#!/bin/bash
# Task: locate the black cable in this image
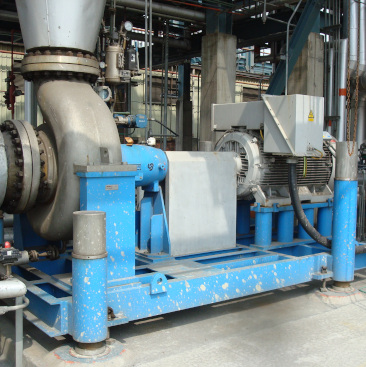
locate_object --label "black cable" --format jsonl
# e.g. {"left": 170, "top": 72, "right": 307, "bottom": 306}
{"left": 152, "top": 119, "right": 179, "bottom": 137}
{"left": 288, "top": 162, "right": 331, "bottom": 249}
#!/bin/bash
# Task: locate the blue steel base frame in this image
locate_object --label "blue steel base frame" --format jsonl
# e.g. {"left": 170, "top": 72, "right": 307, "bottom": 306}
{"left": 10, "top": 168, "right": 366, "bottom": 338}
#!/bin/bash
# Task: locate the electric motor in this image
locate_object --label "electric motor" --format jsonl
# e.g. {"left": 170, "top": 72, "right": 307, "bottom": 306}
{"left": 215, "top": 130, "right": 335, "bottom": 204}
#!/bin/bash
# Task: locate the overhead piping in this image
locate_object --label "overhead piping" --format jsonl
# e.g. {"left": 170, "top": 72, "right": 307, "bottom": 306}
{"left": 115, "top": 0, "right": 205, "bottom": 23}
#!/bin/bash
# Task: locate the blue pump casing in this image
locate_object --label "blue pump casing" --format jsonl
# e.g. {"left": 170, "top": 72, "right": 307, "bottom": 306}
{"left": 121, "top": 144, "right": 167, "bottom": 188}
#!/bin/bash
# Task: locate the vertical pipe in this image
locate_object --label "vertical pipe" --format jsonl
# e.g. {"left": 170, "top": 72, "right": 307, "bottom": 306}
{"left": 317, "top": 206, "right": 333, "bottom": 237}
{"left": 327, "top": 48, "right": 334, "bottom": 118}
{"left": 149, "top": 0, "right": 153, "bottom": 134}
{"left": 72, "top": 211, "right": 107, "bottom": 355}
{"left": 337, "top": 39, "right": 348, "bottom": 141}
{"left": 144, "top": 0, "right": 148, "bottom": 139}
{"left": 0, "top": 211, "right": 3, "bottom": 245}
{"left": 332, "top": 142, "right": 358, "bottom": 286}
{"left": 255, "top": 211, "right": 272, "bottom": 247}
{"left": 349, "top": 0, "right": 358, "bottom": 64}
{"left": 197, "top": 71, "right": 200, "bottom": 151}
{"left": 277, "top": 210, "right": 294, "bottom": 243}
{"left": 163, "top": 21, "right": 169, "bottom": 151}
{"left": 15, "top": 296, "right": 23, "bottom": 367}
{"left": 237, "top": 200, "right": 251, "bottom": 235}
{"left": 298, "top": 208, "right": 314, "bottom": 239}
{"left": 356, "top": 94, "right": 366, "bottom": 146}
{"left": 360, "top": 0, "right": 366, "bottom": 66}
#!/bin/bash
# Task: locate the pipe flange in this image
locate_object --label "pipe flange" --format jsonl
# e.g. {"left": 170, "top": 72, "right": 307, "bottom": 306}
{"left": 36, "top": 125, "right": 58, "bottom": 204}
{"left": 0, "top": 120, "right": 41, "bottom": 213}
{"left": 0, "top": 133, "right": 8, "bottom": 205}
{"left": 21, "top": 50, "right": 99, "bottom": 82}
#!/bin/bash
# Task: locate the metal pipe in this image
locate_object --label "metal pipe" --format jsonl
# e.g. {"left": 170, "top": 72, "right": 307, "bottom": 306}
{"left": 285, "top": 0, "right": 303, "bottom": 95}
{"left": 15, "top": 296, "right": 23, "bottom": 367}
{"left": 72, "top": 211, "right": 107, "bottom": 354}
{"left": 327, "top": 48, "right": 334, "bottom": 118}
{"left": 356, "top": 93, "right": 366, "bottom": 146}
{"left": 360, "top": 0, "right": 366, "bottom": 66}
{"left": 349, "top": 0, "right": 359, "bottom": 65}
{"left": 0, "top": 10, "right": 19, "bottom": 23}
{"left": 115, "top": 0, "right": 205, "bottom": 23}
{"left": 128, "top": 32, "right": 191, "bottom": 50}
{"left": 337, "top": 39, "right": 348, "bottom": 141}
{"left": 163, "top": 22, "right": 169, "bottom": 151}
{"left": 148, "top": 0, "right": 153, "bottom": 137}
{"left": 27, "top": 80, "right": 122, "bottom": 241}
{"left": 144, "top": 0, "right": 148, "bottom": 137}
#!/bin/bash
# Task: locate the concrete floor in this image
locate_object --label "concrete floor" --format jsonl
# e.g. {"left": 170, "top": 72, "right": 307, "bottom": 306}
{"left": 2, "top": 271, "right": 366, "bottom": 367}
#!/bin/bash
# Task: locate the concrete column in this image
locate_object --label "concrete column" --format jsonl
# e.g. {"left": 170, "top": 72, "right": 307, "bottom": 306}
{"left": 288, "top": 32, "right": 324, "bottom": 97}
{"left": 199, "top": 32, "right": 236, "bottom": 151}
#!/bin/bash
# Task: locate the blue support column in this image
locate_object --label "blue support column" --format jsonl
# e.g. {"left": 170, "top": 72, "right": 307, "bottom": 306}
{"left": 77, "top": 167, "right": 139, "bottom": 280}
{"left": 255, "top": 211, "right": 272, "bottom": 247}
{"left": 277, "top": 210, "right": 294, "bottom": 243}
{"left": 72, "top": 257, "right": 107, "bottom": 343}
{"left": 317, "top": 206, "right": 332, "bottom": 237}
{"left": 237, "top": 200, "right": 251, "bottom": 235}
{"left": 332, "top": 142, "right": 358, "bottom": 284}
{"left": 72, "top": 211, "right": 108, "bottom": 353}
{"left": 298, "top": 209, "right": 315, "bottom": 240}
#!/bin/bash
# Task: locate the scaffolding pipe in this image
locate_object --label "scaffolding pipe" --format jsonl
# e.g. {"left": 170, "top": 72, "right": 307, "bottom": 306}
{"left": 163, "top": 22, "right": 169, "bottom": 151}
{"left": 337, "top": 39, "right": 348, "bottom": 141}
{"left": 144, "top": 0, "right": 148, "bottom": 139}
{"left": 327, "top": 48, "right": 334, "bottom": 118}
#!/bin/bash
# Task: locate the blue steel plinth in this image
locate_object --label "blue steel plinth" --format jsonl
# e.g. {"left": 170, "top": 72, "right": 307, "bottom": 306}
{"left": 255, "top": 211, "right": 272, "bottom": 247}
{"left": 317, "top": 206, "right": 332, "bottom": 237}
{"left": 237, "top": 200, "right": 251, "bottom": 235}
{"left": 72, "top": 257, "right": 108, "bottom": 343}
{"left": 277, "top": 210, "right": 294, "bottom": 243}
{"left": 298, "top": 208, "right": 314, "bottom": 240}
{"left": 77, "top": 168, "right": 139, "bottom": 280}
{"left": 332, "top": 180, "right": 357, "bottom": 282}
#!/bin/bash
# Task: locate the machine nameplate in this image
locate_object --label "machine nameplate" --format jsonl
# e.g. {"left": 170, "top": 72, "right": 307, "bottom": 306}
{"left": 105, "top": 184, "right": 119, "bottom": 191}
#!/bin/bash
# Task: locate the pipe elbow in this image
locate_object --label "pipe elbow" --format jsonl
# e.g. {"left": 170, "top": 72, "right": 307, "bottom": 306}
{"left": 27, "top": 80, "right": 122, "bottom": 241}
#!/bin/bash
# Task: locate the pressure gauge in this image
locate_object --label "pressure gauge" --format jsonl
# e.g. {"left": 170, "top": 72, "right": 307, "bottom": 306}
{"left": 123, "top": 21, "right": 133, "bottom": 32}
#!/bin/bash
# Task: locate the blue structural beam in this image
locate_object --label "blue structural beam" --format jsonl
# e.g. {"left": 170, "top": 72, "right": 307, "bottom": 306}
{"left": 15, "top": 244, "right": 331, "bottom": 336}
{"left": 266, "top": 0, "right": 322, "bottom": 95}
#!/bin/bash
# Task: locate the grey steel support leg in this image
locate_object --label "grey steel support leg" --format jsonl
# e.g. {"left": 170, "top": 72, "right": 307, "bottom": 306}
{"left": 15, "top": 296, "right": 23, "bottom": 367}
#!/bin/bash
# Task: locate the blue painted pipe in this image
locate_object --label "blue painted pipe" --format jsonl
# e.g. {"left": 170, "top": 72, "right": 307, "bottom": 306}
{"left": 298, "top": 208, "right": 314, "bottom": 240}
{"left": 332, "top": 180, "right": 358, "bottom": 282}
{"left": 121, "top": 144, "right": 167, "bottom": 187}
{"left": 332, "top": 142, "right": 358, "bottom": 283}
{"left": 277, "top": 210, "right": 294, "bottom": 243}
{"left": 72, "top": 257, "right": 108, "bottom": 343}
{"left": 317, "top": 206, "right": 332, "bottom": 237}
{"left": 255, "top": 211, "right": 272, "bottom": 247}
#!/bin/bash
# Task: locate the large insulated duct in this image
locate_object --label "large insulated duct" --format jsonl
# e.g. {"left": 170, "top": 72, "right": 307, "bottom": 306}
{"left": 15, "top": 0, "right": 105, "bottom": 53}
{"left": 0, "top": 0, "right": 123, "bottom": 240}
